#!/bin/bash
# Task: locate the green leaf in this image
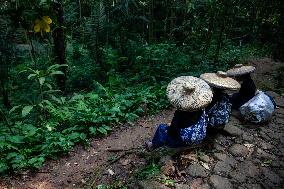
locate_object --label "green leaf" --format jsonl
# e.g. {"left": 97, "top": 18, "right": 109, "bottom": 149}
{"left": 28, "top": 157, "right": 45, "bottom": 169}
{"left": 89, "top": 127, "right": 97, "bottom": 136}
{"left": 50, "top": 71, "right": 64, "bottom": 76}
{"left": 7, "top": 135, "right": 25, "bottom": 144}
{"left": 39, "top": 77, "right": 45, "bottom": 86}
{"left": 97, "top": 127, "right": 108, "bottom": 135}
{"left": 28, "top": 73, "right": 37, "bottom": 80}
{"left": 22, "top": 105, "right": 34, "bottom": 117}
{"left": 0, "top": 162, "right": 8, "bottom": 174}
{"left": 45, "top": 83, "right": 53, "bottom": 89}
{"left": 102, "top": 125, "right": 112, "bottom": 131}
{"left": 9, "top": 105, "right": 21, "bottom": 114}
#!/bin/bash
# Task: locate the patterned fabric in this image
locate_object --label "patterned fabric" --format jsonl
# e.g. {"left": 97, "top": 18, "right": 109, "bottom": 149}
{"left": 239, "top": 91, "right": 275, "bottom": 123}
{"left": 151, "top": 110, "right": 208, "bottom": 149}
{"left": 231, "top": 75, "right": 256, "bottom": 109}
{"left": 206, "top": 95, "right": 232, "bottom": 129}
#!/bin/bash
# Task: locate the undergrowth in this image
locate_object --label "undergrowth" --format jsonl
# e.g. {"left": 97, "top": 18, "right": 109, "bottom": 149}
{"left": 0, "top": 41, "right": 270, "bottom": 174}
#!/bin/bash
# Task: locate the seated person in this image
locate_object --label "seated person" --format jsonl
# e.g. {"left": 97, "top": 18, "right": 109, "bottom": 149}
{"left": 227, "top": 64, "right": 276, "bottom": 123}
{"left": 200, "top": 71, "right": 240, "bottom": 129}
{"left": 145, "top": 76, "right": 213, "bottom": 150}
{"left": 226, "top": 64, "right": 257, "bottom": 109}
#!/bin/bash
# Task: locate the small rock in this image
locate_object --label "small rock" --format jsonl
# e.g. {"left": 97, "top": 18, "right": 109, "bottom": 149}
{"left": 242, "top": 133, "right": 254, "bottom": 142}
{"left": 229, "top": 144, "right": 249, "bottom": 157}
{"left": 186, "top": 163, "right": 208, "bottom": 177}
{"left": 210, "top": 175, "right": 233, "bottom": 189}
{"left": 239, "top": 161, "right": 260, "bottom": 178}
{"left": 265, "top": 91, "right": 284, "bottom": 107}
{"left": 120, "top": 159, "right": 131, "bottom": 166}
{"left": 189, "top": 178, "right": 203, "bottom": 189}
{"left": 213, "top": 161, "right": 232, "bottom": 175}
{"left": 214, "top": 143, "right": 225, "bottom": 151}
{"left": 261, "top": 167, "right": 282, "bottom": 185}
{"left": 230, "top": 161, "right": 260, "bottom": 181}
{"left": 175, "top": 183, "right": 190, "bottom": 189}
{"left": 107, "top": 169, "right": 115, "bottom": 175}
{"left": 81, "top": 179, "right": 86, "bottom": 184}
{"left": 199, "top": 154, "right": 210, "bottom": 163}
{"left": 139, "top": 180, "right": 170, "bottom": 189}
{"left": 223, "top": 124, "right": 244, "bottom": 136}
{"left": 230, "top": 170, "right": 247, "bottom": 183}
{"left": 256, "top": 148, "right": 276, "bottom": 160}
{"left": 245, "top": 184, "right": 262, "bottom": 189}
{"left": 200, "top": 162, "right": 210, "bottom": 170}
{"left": 160, "top": 163, "right": 175, "bottom": 176}
{"left": 213, "top": 153, "right": 237, "bottom": 167}
{"left": 199, "top": 183, "right": 210, "bottom": 189}
{"left": 260, "top": 142, "right": 274, "bottom": 150}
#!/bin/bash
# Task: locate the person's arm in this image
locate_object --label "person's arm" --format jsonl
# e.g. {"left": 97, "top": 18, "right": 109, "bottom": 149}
{"left": 168, "top": 110, "right": 183, "bottom": 138}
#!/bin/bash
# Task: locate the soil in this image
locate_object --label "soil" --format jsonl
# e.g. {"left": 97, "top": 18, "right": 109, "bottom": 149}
{"left": 0, "top": 58, "right": 283, "bottom": 189}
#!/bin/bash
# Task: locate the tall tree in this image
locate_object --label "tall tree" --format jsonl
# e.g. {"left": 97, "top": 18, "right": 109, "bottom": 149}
{"left": 53, "top": 0, "right": 67, "bottom": 91}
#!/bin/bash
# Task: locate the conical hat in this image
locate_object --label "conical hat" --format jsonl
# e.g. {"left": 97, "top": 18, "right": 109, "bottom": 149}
{"left": 200, "top": 71, "right": 241, "bottom": 90}
{"left": 226, "top": 64, "right": 256, "bottom": 76}
{"left": 166, "top": 76, "right": 213, "bottom": 111}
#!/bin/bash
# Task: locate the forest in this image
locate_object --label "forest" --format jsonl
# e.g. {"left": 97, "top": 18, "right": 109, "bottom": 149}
{"left": 0, "top": 0, "right": 283, "bottom": 187}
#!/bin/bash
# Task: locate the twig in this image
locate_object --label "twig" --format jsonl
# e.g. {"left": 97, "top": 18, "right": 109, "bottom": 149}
{"left": 107, "top": 146, "right": 143, "bottom": 152}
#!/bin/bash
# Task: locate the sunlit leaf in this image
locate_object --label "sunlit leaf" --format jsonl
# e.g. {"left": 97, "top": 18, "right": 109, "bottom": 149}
{"left": 39, "top": 77, "right": 45, "bottom": 85}
{"left": 22, "top": 105, "right": 34, "bottom": 117}
{"left": 9, "top": 105, "right": 21, "bottom": 114}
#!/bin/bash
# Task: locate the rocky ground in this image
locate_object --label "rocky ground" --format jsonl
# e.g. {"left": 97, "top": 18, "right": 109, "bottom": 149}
{"left": 0, "top": 58, "right": 283, "bottom": 189}
{"left": 90, "top": 92, "right": 284, "bottom": 189}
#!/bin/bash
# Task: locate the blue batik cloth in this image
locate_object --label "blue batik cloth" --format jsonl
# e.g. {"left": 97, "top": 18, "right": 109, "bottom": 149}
{"left": 151, "top": 110, "right": 208, "bottom": 149}
{"left": 206, "top": 95, "right": 232, "bottom": 129}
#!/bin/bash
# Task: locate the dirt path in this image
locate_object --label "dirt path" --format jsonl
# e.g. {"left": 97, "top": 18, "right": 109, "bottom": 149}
{"left": 0, "top": 58, "right": 283, "bottom": 189}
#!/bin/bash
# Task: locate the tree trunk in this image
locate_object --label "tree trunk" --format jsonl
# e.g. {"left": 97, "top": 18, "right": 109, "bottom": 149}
{"left": 203, "top": 13, "right": 214, "bottom": 55}
{"left": 148, "top": 0, "right": 154, "bottom": 43}
{"left": 214, "top": 20, "right": 225, "bottom": 65}
{"left": 53, "top": 0, "right": 66, "bottom": 92}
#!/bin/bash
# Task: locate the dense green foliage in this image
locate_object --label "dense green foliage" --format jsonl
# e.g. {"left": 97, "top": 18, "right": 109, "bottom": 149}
{"left": 0, "top": 0, "right": 282, "bottom": 174}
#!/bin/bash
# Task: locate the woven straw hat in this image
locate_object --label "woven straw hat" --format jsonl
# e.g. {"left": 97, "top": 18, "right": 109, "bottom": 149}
{"left": 200, "top": 71, "right": 241, "bottom": 90}
{"left": 226, "top": 64, "right": 256, "bottom": 77}
{"left": 166, "top": 76, "right": 213, "bottom": 111}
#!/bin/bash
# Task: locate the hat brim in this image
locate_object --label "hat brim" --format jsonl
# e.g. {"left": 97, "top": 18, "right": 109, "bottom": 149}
{"left": 166, "top": 76, "right": 213, "bottom": 111}
{"left": 200, "top": 73, "right": 240, "bottom": 90}
{"left": 226, "top": 66, "right": 255, "bottom": 77}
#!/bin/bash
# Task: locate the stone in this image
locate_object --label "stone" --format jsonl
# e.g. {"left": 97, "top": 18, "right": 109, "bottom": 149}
{"left": 265, "top": 91, "right": 284, "bottom": 107}
{"left": 238, "top": 183, "right": 262, "bottom": 189}
{"left": 186, "top": 163, "right": 208, "bottom": 177}
{"left": 175, "top": 183, "right": 190, "bottom": 189}
{"left": 210, "top": 175, "right": 233, "bottom": 189}
{"left": 199, "top": 183, "right": 210, "bottom": 189}
{"left": 139, "top": 180, "right": 169, "bottom": 189}
{"left": 229, "top": 144, "right": 249, "bottom": 157}
{"left": 256, "top": 148, "right": 276, "bottom": 160}
{"left": 224, "top": 124, "right": 244, "bottom": 136}
{"left": 213, "top": 153, "right": 237, "bottom": 167}
{"left": 261, "top": 167, "right": 282, "bottom": 185}
{"left": 214, "top": 143, "right": 225, "bottom": 151}
{"left": 160, "top": 158, "right": 175, "bottom": 176}
{"left": 229, "top": 161, "right": 260, "bottom": 183}
{"left": 239, "top": 161, "right": 260, "bottom": 178}
{"left": 229, "top": 170, "right": 247, "bottom": 183}
{"left": 199, "top": 155, "right": 210, "bottom": 163}
{"left": 189, "top": 178, "right": 203, "bottom": 189}
{"left": 213, "top": 161, "right": 232, "bottom": 175}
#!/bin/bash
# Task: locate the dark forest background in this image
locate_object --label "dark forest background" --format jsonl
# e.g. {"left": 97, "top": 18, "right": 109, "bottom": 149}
{"left": 0, "top": 0, "right": 283, "bottom": 174}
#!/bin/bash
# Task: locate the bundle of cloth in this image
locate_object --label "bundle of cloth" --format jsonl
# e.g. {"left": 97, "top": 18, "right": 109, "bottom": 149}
{"left": 227, "top": 64, "right": 276, "bottom": 123}
{"left": 145, "top": 64, "right": 276, "bottom": 151}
